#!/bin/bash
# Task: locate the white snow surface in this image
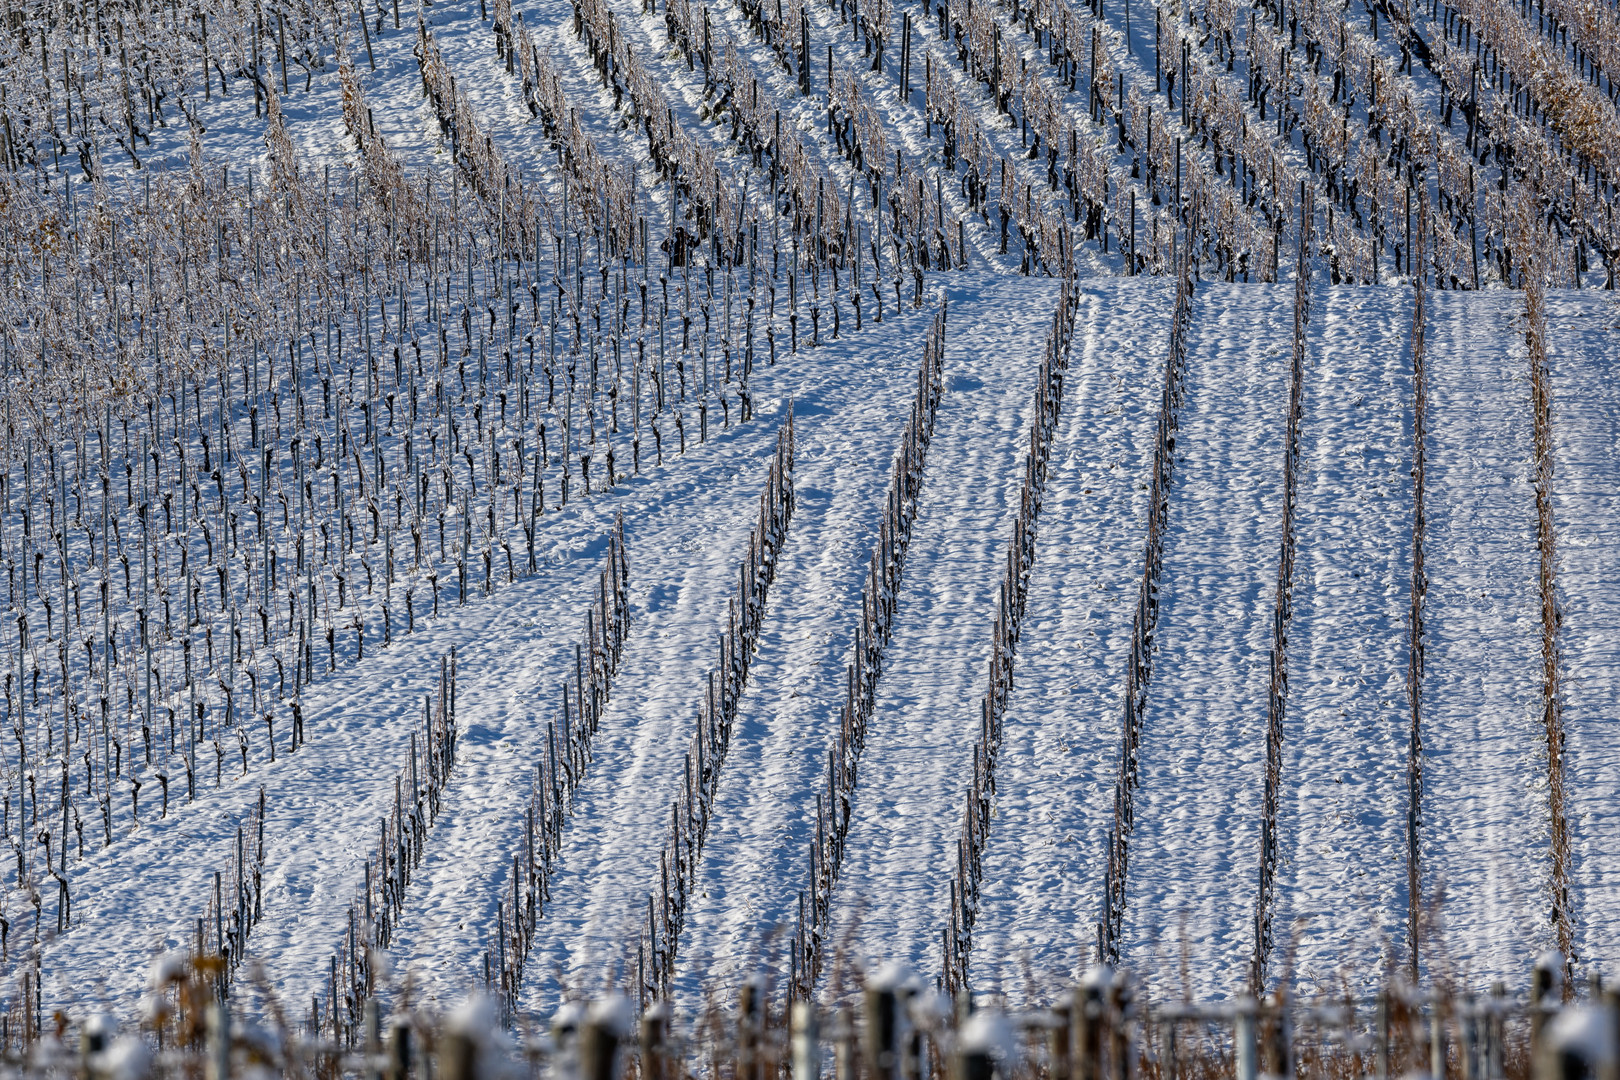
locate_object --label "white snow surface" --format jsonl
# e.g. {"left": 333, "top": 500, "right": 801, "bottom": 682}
{"left": 812, "top": 279, "right": 1058, "bottom": 989}
{"left": 966, "top": 278, "right": 1171, "bottom": 1004}
{"left": 663, "top": 277, "right": 1068, "bottom": 1011}
{"left": 1546, "top": 292, "right": 1620, "bottom": 979}
{"left": 1114, "top": 281, "right": 1292, "bottom": 1002}
{"left": 1272, "top": 287, "right": 1414, "bottom": 998}
{"left": 509, "top": 284, "right": 991, "bottom": 1017}
{"left": 33, "top": 281, "right": 945, "bottom": 1021}
{"left": 1417, "top": 291, "right": 1551, "bottom": 984}
{"left": 32, "top": 270, "right": 1620, "bottom": 1017}
{"left": 7, "top": 0, "right": 1615, "bottom": 994}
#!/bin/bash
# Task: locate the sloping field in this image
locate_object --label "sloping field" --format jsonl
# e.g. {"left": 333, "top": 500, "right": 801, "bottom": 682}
{"left": 0, "top": 0, "right": 1616, "bottom": 1027}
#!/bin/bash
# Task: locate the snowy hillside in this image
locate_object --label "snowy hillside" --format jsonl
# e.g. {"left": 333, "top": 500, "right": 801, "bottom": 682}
{"left": 0, "top": 0, "right": 1616, "bottom": 1038}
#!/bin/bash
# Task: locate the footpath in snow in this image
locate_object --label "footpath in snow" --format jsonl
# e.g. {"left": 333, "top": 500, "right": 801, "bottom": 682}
{"left": 1272, "top": 287, "right": 1414, "bottom": 998}
{"left": 1546, "top": 292, "right": 1620, "bottom": 978}
{"left": 813, "top": 280, "right": 1058, "bottom": 990}
{"left": 966, "top": 279, "right": 1172, "bottom": 1004}
{"left": 1418, "top": 291, "right": 1549, "bottom": 985}
{"left": 1115, "top": 281, "right": 1292, "bottom": 1001}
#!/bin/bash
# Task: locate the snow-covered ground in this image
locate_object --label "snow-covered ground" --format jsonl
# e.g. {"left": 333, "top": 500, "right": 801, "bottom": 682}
{"left": 666, "top": 277, "right": 1062, "bottom": 1011}
{"left": 35, "top": 497, "right": 606, "bottom": 1018}
{"left": 1272, "top": 287, "right": 1414, "bottom": 999}
{"left": 1546, "top": 292, "right": 1620, "bottom": 980}
{"left": 810, "top": 280, "right": 1056, "bottom": 989}
{"left": 1113, "top": 281, "right": 1292, "bottom": 1002}
{"left": 5, "top": 0, "right": 1617, "bottom": 1011}
{"left": 1417, "top": 290, "right": 1550, "bottom": 986}
{"left": 30, "top": 285, "right": 940, "bottom": 1020}
{"left": 966, "top": 278, "right": 1170, "bottom": 1004}
{"left": 29, "top": 273, "right": 1620, "bottom": 1021}
{"left": 511, "top": 289, "right": 959, "bottom": 1017}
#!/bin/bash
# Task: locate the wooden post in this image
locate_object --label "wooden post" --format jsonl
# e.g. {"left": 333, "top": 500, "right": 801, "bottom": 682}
{"left": 582, "top": 999, "right": 628, "bottom": 1080}
{"left": 1074, "top": 974, "right": 1106, "bottom": 1080}
{"left": 277, "top": 13, "right": 289, "bottom": 94}
{"left": 863, "top": 970, "right": 901, "bottom": 1080}
{"left": 1431, "top": 996, "right": 1448, "bottom": 1080}
{"left": 792, "top": 1003, "right": 821, "bottom": 1080}
{"left": 1050, "top": 1003, "right": 1074, "bottom": 1080}
{"left": 641, "top": 1003, "right": 670, "bottom": 1080}
{"left": 953, "top": 1011, "right": 999, "bottom": 1080}
{"left": 1375, "top": 991, "right": 1391, "bottom": 1080}
{"left": 1531, "top": 956, "right": 1563, "bottom": 1059}
{"left": 1235, "top": 998, "right": 1258, "bottom": 1080}
{"left": 739, "top": 978, "right": 764, "bottom": 1080}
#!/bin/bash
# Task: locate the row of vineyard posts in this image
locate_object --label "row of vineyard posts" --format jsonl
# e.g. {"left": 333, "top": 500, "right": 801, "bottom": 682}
{"left": 490, "top": 521, "right": 632, "bottom": 1025}
{"left": 940, "top": 266, "right": 1080, "bottom": 993}
{"left": 0, "top": 9, "right": 902, "bottom": 978}
{"left": 1096, "top": 218, "right": 1196, "bottom": 964}
{"left": 0, "top": 0, "right": 1615, "bottom": 287}
{"left": 787, "top": 297, "right": 949, "bottom": 1001}
{"left": 1524, "top": 257, "right": 1572, "bottom": 982}
{"left": 1251, "top": 190, "right": 1312, "bottom": 990}
{"left": 0, "top": 0, "right": 1009, "bottom": 1008}
{"left": 1403, "top": 198, "right": 1430, "bottom": 982}
{"left": 120, "top": 948, "right": 1605, "bottom": 1080}
{"left": 312, "top": 651, "right": 461, "bottom": 1043}
{"left": 636, "top": 414, "right": 795, "bottom": 1005}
